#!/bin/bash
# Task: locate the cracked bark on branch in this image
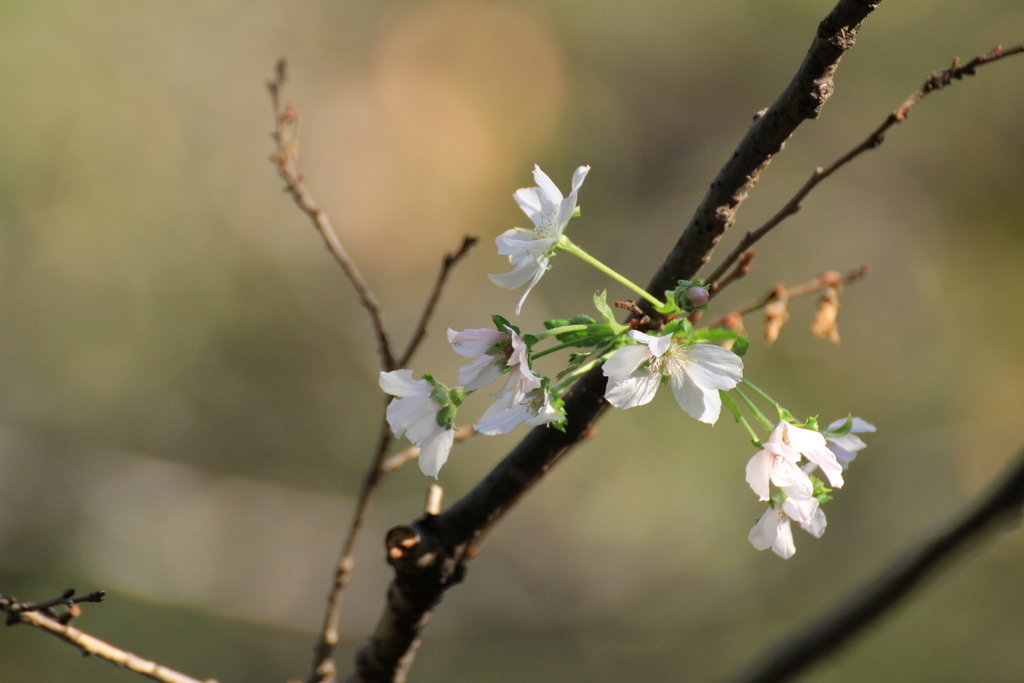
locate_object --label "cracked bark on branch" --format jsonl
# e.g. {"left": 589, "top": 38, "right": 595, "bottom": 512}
{"left": 345, "top": 1, "right": 880, "bottom": 681}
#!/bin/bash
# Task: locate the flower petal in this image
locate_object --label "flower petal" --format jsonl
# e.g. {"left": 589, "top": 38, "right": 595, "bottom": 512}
{"left": 418, "top": 426, "right": 455, "bottom": 478}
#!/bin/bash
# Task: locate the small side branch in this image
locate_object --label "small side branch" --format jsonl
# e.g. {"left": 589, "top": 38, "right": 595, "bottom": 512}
{"left": 706, "top": 41, "right": 1024, "bottom": 288}
{"left": 267, "top": 58, "right": 397, "bottom": 371}
{"left": 706, "top": 265, "right": 868, "bottom": 326}
{"left": 730, "top": 444, "right": 1024, "bottom": 683}
{"left": 1, "top": 593, "right": 212, "bottom": 683}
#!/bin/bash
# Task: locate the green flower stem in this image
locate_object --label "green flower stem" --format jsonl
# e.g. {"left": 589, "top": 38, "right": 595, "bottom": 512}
{"left": 532, "top": 324, "right": 607, "bottom": 343}
{"left": 531, "top": 334, "right": 611, "bottom": 360}
{"left": 741, "top": 379, "right": 777, "bottom": 408}
{"left": 559, "top": 239, "right": 665, "bottom": 309}
{"left": 721, "top": 391, "right": 761, "bottom": 445}
{"left": 732, "top": 386, "right": 774, "bottom": 432}
{"left": 552, "top": 350, "right": 615, "bottom": 393}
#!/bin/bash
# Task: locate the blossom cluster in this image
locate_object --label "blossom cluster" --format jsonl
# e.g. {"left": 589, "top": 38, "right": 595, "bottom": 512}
{"left": 746, "top": 418, "right": 874, "bottom": 558}
{"left": 379, "top": 164, "right": 874, "bottom": 559}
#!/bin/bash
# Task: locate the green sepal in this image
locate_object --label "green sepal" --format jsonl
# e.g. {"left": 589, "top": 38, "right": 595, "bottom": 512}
{"left": 572, "top": 206, "right": 581, "bottom": 219}
{"left": 435, "top": 403, "right": 457, "bottom": 430}
{"left": 421, "top": 374, "right": 450, "bottom": 405}
{"left": 810, "top": 476, "right": 834, "bottom": 505}
{"left": 822, "top": 415, "right": 853, "bottom": 438}
{"left": 447, "top": 386, "right": 467, "bottom": 407}
{"left": 492, "top": 314, "right": 518, "bottom": 335}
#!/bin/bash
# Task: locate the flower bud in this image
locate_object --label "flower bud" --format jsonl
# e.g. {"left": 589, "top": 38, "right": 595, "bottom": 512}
{"left": 686, "top": 286, "right": 710, "bottom": 308}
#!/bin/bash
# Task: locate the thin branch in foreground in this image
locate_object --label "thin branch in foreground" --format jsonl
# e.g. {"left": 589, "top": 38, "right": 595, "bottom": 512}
{"left": 1, "top": 594, "right": 211, "bottom": 683}
{"left": 705, "top": 41, "right": 1024, "bottom": 289}
{"left": 730, "top": 444, "right": 1024, "bottom": 683}
{"left": 267, "top": 58, "right": 397, "bottom": 371}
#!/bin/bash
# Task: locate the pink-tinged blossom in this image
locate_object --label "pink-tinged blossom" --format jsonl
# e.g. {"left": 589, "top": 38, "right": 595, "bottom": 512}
{"left": 447, "top": 326, "right": 541, "bottom": 401}
{"left": 825, "top": 417, "right": 876, "bottom": 469}
{"left": 602, "top": 330, "right": 743, "bottom": 424}
{"left": 379, "top": 370, "right": 455, "bottom": 478}
{"left": 475, "top": 387, "right": 564, "bottom": 436}
{"left": 749, "top": 505, "right": 827, "bottom": 559}
{"left": 744, "top": 423, "right": 816, "bottom": 503}
{"left": 489, "top": 165, "right": 590, "bottom": 314}
{"left": 747, "top": 422, "right": 845, "bottom": 500}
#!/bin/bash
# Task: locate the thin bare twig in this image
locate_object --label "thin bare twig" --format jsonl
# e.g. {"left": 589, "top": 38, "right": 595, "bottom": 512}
{"left": 267, "top": 58, "right": 397, "bottom": 371}
{"left": 345, "top": 2, "right": 883, "bottom": 680}
{"left": 309, "top": 415, "right": 394, "bottom": 683}
{"left": 267, "top": 60, "right": 479, "bottom": 683}
{"left": 1, "top": 594, "right": 211, "bottom": 683}
{"left": 730, "top": 445, "right": 1024, "bottom": 683}
{"left": 705, "top": 265, "right": 868, "bottom": 329}
{"left": 398, "top": 236, "right": 479, "bottom": 368}
{"left": 706, "top": 41, "right": 1024, "bottom": 289}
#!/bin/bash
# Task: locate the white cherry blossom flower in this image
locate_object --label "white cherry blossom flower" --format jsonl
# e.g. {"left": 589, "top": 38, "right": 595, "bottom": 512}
{"left": 602, "top": 330, "right": 743, "bottom": 424}
{"left": 379, "top": 370, "right": 455, "bottom": 478}
{"left": 749, "top": 504, "right": 827, "bottom": 559}
{"left": 825, "top": 417, "right": 876, "bottom": 469}
{"left": 447, "top": 325, "right": 541, "bottom": 401}
{"left": 489, "top": 165, "right": 590, "bottom": 314}
{"left": 475, "top": 386, "right": 564, "bottom": 436}
{"left": 747, "top": 421, "right": 845, "bottom": 499}
{"left": 744, "top": 423, "right": 816, "bottom": 503}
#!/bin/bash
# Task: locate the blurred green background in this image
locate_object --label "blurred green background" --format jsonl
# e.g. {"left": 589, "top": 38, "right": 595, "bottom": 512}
{"left": 2, "top": 1, "right": 1024, "bottom": 681}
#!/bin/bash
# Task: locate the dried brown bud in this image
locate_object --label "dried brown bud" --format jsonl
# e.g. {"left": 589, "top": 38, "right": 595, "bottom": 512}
{"left": 811, "top": 287, "right": 841, "bottom": 345}
{"left": 764, "top": 286, "right": 789, "bottom": 344}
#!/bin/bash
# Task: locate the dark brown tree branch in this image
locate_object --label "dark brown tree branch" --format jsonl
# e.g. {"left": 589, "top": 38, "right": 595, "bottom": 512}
{"left": 344, "top": 3, "right": 883, "bottom": 680}
{"left": 729, "top": 445, "right": 1024, "bottom": 683}
{"left": 706, "top": 41, "right": 1024, "bottom": 289}
{"left": 644, "top": 0, "right": 882, "bottom": 308}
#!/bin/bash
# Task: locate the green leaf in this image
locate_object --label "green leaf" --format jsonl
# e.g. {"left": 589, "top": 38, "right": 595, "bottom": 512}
{"left": 556, "top": 352, "right": 591, "bottom": 380}
{"left": 593, "top": 290, "right": 617, "bottom": 326}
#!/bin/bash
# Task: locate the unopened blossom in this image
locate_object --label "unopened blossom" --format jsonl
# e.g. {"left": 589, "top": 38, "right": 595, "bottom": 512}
{"left": 489, "top": 165, "right": 590, "bottom": 314}
{"left": 602, "top": 330, "right": 743, "bottom": 424}
{"left": 475, "top": 387, "right": 564, "bottom": 436}
{"left": 379, "top": 370, "right": 455, "bottom": 478}
{"left": 447, "top": 326, "right": 540, "bottom": 400}
{"left": 825, "top": 417, "right": 875, "bottom": 469}
{"left": 749, "top": 504, "right": 827, "bottom": 559}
